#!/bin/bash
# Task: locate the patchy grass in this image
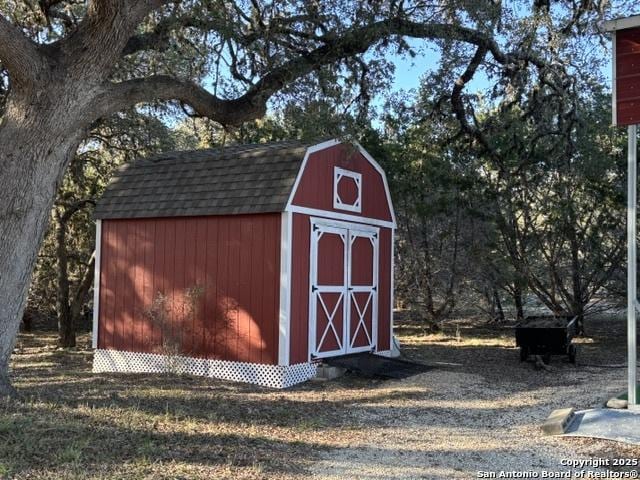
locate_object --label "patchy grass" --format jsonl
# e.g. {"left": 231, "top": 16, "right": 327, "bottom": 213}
{"left": 3, "top": 332, "right": 407, "bottom": 479}
{"left": 3, "top": 316, "right": 639, "bottom": 479}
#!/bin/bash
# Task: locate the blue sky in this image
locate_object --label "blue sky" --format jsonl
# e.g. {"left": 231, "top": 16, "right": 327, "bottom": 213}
{"left": 386, "top": 41, "right": 613, "bottom": 100}
{"left": 383, "top": 36, "right": 501, "bottom": 99}
{"left": 389, "top": 45, "right": 436, "bottom": 92}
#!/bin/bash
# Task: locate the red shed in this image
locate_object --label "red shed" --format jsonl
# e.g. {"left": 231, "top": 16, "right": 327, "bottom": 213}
{"left": 92, "top": 139, "right": 396, "bottom": 387}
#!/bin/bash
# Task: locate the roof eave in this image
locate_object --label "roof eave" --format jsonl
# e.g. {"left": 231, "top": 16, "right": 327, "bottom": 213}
{"left": 604, "top": 15, "right": 640, "bottom": 32}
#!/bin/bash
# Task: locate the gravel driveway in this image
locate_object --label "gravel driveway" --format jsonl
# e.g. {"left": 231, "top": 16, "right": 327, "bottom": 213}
{"left": 310, "top": 315, "right": 640, "bottom": 479}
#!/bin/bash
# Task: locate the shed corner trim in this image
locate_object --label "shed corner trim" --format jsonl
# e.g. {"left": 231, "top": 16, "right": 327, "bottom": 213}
{"left": 92, "top": 219, "right": 102, "bottom": 349}
{"left": 278, "top": 211, "right": 293, "bottom": 365}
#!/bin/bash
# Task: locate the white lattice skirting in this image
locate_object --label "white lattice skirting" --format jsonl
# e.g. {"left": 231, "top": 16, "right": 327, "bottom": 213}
{"left": 93, "top": 349, "right": 317, "bottom": 388}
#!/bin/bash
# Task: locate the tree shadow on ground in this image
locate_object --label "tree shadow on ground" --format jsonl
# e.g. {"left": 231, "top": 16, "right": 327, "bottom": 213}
{"left": 0, "top": 398, "right": 319, "bottom": 479}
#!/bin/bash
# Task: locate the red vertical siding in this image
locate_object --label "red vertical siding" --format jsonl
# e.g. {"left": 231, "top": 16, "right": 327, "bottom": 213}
{"left": 98, "top": 214, "right": 281, "bottom": 365}
{"left": 114, "top": 222, "right": 126, "bottom": 350}
{"left": 204, "top": 219, "right": 218, "bottom": 357}
{"left": 131, "top": 222, "right": 141, "bottom": 352}
{"left": 249, "top": 219, "right": 262, "bottom": 363}
{"left": 164, "top": 220, "right": 176, "bottom": 349}
{"left": 263, "top": 216, "right": 279, "bottom": 364}
{"left": 216, "top": 218, "right": 228, "bottom": 359}
{"left": 616, "top": 28, "right": 640, "bottom": 126}
{"left": 377, "top": 227, "right": 392, "bottom": 351}
{"left": 141, "top": 221, "right": 154, "bottom": 353}
{"left": 183, "top": 219, "right": 196, "bottom": 355}
{"left": 289, "top": 213, "right": 311, "bottom": 364}
{"left": 173, "top": 219, "right": 186, "bottom": 352}
{"left": 193, "top": 218, "right": 207, "bottom": 357}
{"left": 291, "top": 144, "right": 393, "bottom": 222}
{"left": 152, "top": 220, "right": 165, "bottom": 349}
{"left": 237, "top": 218, "right": 252, "bottom": 362}
{"left": 100, "top": 222, "right": 115, "bottom": 348}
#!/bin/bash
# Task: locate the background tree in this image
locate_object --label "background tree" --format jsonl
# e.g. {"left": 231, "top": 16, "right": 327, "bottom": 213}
{"left": 380, "top": 101, "right": 483, "bottom": 329}
{"left": 381, "top": 5, "right": 628, "bottom": 330}
{"left": 469, "top": 83, "right": 625, "bottom": 333}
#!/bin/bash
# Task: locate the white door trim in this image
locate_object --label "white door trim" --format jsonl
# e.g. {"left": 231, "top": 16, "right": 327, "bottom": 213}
{"left": 309, "top": 222, "right": 348, "bottom": 359}
{"left": 390, "top": 227, "right": 396, "bottom": 352}
{"left": 288, "top": 205, "right": 394, "bottom": 229}
{"left": 310, "top": 216, "right": 379, "bottom": 233}
{"left": 346, "top": 227, "right": 378, "bottom": 354}
{"left": 309, "top": 217, "right": 379, "bottom": 360}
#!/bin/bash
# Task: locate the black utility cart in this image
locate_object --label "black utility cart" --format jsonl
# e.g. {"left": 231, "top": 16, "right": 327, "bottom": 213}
{"left": 515, "top": 315, "right": 578, "bottom": 364}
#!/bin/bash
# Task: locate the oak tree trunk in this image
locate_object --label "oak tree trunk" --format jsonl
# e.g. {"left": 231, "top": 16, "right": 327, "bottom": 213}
{"left": 0, "top": 1, "right": 174, "bottom": 395}
{"left": 0, "top": 93, "right": 84, "bottom": 395}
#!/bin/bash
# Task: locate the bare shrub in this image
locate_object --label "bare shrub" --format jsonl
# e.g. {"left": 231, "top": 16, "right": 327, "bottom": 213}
{"left": 143, "top": 286, "right": 204, "bottom": 375}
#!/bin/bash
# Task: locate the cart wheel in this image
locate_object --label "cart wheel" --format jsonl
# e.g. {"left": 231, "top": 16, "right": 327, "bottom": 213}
{"left": 543, "top": 353, "right": 552, "bottom": 365}
{"left": 568, "top": 344, "right": 577, "bottom": 364}
{"left": 520, "top": 346, "right": 528, "bottom": 362}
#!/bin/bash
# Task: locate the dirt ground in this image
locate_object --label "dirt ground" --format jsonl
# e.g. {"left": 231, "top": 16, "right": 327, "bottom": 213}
{"left": 1, "top": 314, "right": 639, "bottom": 479}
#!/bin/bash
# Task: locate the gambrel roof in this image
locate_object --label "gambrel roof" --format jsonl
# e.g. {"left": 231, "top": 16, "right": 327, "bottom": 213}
{"left": 94, "top": 140, "right": 313, "bottom": 219}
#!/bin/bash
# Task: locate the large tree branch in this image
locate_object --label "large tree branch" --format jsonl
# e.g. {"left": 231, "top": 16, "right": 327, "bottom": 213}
{"left": 93, "top": 75, "right": 264, "bottom": 126}
{"left": 449, "top": 46, "right": 495, "bottom": 154}
{"left": 123, "top": 13, "right": 227, "bottom": 55}
{"left": 236, "top": 18, "right": 548, "bottom": 100}
{"left": 56, "top": 198, "right": 96, "bottom": 223}
{"left": 97, "top": 17, "right": 550, "bottom": 127}
{"left": 124, "top": 15, "right": 547, "bottom": 68}
{"left": 122, "top": 11, "right": 327, "bottom": 56}
{"left": 0, "top": 15, "right": 48, "bottom": 85}
{"left": 56, "top": 0, "right": 164, "bottom": 77}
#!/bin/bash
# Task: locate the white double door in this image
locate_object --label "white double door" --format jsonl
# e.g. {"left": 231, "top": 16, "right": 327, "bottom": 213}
{"left": 309, "top": 218, "right": 379, "bottom": 358}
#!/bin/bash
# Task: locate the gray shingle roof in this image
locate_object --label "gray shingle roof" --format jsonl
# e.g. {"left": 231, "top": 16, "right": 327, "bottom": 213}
{"left": 94, "top": 140, "right": 314, "bottom": 219}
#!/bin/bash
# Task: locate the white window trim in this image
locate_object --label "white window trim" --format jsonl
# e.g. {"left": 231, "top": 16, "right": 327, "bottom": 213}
{"left": 333, "top": 167, "right": 362, "bottom": 213}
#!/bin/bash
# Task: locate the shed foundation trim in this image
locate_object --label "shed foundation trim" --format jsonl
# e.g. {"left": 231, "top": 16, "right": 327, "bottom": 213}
{"left": 93, "top": 349, "right": 317, "bottom": 388}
